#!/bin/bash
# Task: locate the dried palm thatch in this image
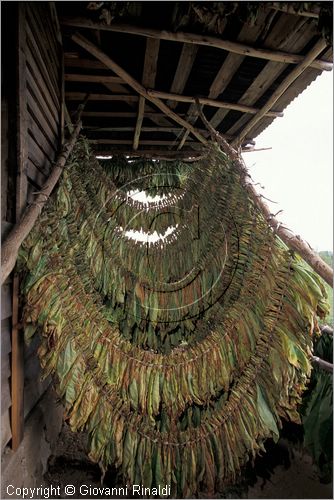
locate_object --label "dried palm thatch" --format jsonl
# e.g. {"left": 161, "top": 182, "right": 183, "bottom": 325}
{"left": 18, "top": 136, "right": 329, "bottom": 497}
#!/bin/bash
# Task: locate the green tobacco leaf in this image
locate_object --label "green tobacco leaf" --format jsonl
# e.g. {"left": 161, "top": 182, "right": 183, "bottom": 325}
{"left": 257, "top": 385, "right": 279, "bottom": 441}
{"left": 17, "top": 136, "right": 330, "bottom": 497}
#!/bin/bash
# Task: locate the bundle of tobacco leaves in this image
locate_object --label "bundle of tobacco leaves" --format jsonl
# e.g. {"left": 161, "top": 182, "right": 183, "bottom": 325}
{"left": 18, "top": 136, "right": 329, "bottom": 498}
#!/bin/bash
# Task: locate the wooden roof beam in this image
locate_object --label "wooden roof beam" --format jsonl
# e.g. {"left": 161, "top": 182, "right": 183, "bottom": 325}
{"left": 232, "top": 38, "right": 329, "bottom": 146}
{"left": 142, "top": 39, "right": 160, "bottom": 87}
{"left": 65, "top": 73, "right": 123, "bottom": 84}
{"left": 84, "top": 126, "right": 211, "bottom": 134}
{"left": 90, "top": 139, "right": 194, "bottom": 146}
{"left": 66, "top": 92, "right": 138, "bottom": 101}
{"left": 133, "top": 96, "right": 145, "bottom": 150}
{"left": 71, "top": 32, "right": 207, "bottom": 145}
{"left": 167, "top": 43, "right": 198, "bottom": 109}
{"left": 64, "top": 57, "right": 179, "bottom": 133}
{"left": 210, "top": 15, "right": 312, "bottom": 131}
{"left": 134, "top": 38, "right": 160, "bottom": 150}
{"left": 81, "top": 111, "right": 187, "bottom": 119}
{"left": 61, "top": 18, "right": 333, "bottom": 71}
{"left": 147, "top": 89, "right": 283, "bottom": 117}
{"left": 65, "top": 55, "right": 107, "bottom": 69}
{"left": 175, "top": 15, "right": 269, "bottom": 150}
{"left": 82, "top": 111, "right": 137, "bottom": 118}
{"left": 269, "top": 3, "right": 320, "bottom": 18}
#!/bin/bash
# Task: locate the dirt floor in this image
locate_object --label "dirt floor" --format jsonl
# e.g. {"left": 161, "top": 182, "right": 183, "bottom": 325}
{"left": 44, "top": 423, "right": 333, "bottom": 499}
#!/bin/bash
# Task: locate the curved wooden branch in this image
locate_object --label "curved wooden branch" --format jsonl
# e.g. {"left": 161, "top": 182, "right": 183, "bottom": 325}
{"left": 1, "top": 102, "right": 87, "bottom": 285}
{"left": 196, "top": 101, "right": 333, "bottom": 287}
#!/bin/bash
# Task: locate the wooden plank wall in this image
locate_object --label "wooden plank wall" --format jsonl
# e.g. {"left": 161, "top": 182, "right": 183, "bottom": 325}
{"left": 2, "top": 1, "right": 18, "bottom": 453}
{"left": 25, "top": 2, "right": 62, "bottom": 199}
{"left": 1, "top": 2, "right": 63, "bottom": 452}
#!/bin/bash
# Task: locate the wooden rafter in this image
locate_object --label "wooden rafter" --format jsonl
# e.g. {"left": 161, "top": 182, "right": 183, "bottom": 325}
{"left": 65, "top": 54, "right": 107, "bottom": 69}
{"left": 65, "top": 52, "right": 179, "bottom": 134}
{"left": 211, "top": 15, "right": 311, "bottom": 131}
{"left": 91, "top": 139, "right": 194, "bottom": 146}
{"left": 269, "top": 2, "right": 320, "bottom": 18}
{"left": 205, "top": 13, "right": 279, "bottom": 130}
{"left": 143, "top": 38, "right": 160, "bottom": 87}
{"left": 66, "top": 92, "right": 139, "bottom": 101}
{"left": 134, "top": 38, "right": 160, "bottom": 150}
{"left": 71, "top": 32, "right": 207, "bottom": 145}
{"left": 65, "top": 73, "right": 123, "bottom": 84}
{"left": 95, "top": 149, "right": 204, "bottom": 160}
{"left": 166, "top": 43, "right": 198, "bottom": 109}
{"left": 133, "top": 96, "right": 145, "bottom": 150}
{"left": 232, "top": 38, "right": 328, "bottom": 146}
{"left": 84, "top": 126, "right": 211, "bottom": 135}
{"left": 81, "top": 111, "right": 187, "bottom": 119}
{"left": 60, "top": 18, "right": 333, "bottom": 71}
{"left": 147, "top": 89, "right": 283, "bottom": 117}
{"left": 176, "top": 13, "right": 270, "bottom": 150}
{"left": 82, "top": 111, "right": 137, "bottom": 118}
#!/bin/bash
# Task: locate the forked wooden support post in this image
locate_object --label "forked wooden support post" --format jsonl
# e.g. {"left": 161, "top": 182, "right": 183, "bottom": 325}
{"left": 1, "top": 99, "right": 87, "bottom": 286}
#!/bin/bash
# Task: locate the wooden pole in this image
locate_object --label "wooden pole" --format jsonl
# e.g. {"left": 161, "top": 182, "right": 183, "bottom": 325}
{"left": 232, "top": 38, "right": 328, "bottom": 146}
{"left": 90, "top": 139, "right": 194, "bottom": 146}
{"left": 1, "top": 102, "right": 86, "bottom": 286}
{"left": 86, "top": 126, "right": 181, "bottom": 132}
{"left": 95, "top": 149, "right": 205, "bottom": 161}
{"left": 11, "top": 274, "right": 24, "bottom": 450}
{"left": 82, "top": 111, "right": 138, "bottom": 117}
{"left": 312, "top": 356, "right": 333, "bottom": 373}
{"left": 167, "top": 43, "right": 198, "bottom": 109}
{"left": 65, "top": 74, "right": 123, "bottom": 84}
{"left": 60, "top": 18, "right": 332, "bottom": 72}
{"left": 196, "top": 101, "right": 333, "bottom": 287}
{"left": 242, "top": 147, "right": 272, "bottom": 153}
{"left": 65, "top": 92, "right": 139, "bottom": 102}
{"left": 11, "top": 2, "right": 27, "bottom": 450}
{"left": 133, "top": 38, "right": 160, "bottom": 150}
{"left": 82, "top": 112, "right": 188, "bottom": 119}
{"left": 133, "top": 96, "right": 146, "bottom": 150}
{"left": 71, "top": 32, "right": 207, "bottom": 145}
{"left": 147, "top": 89, "right": 283, "bottom": 117}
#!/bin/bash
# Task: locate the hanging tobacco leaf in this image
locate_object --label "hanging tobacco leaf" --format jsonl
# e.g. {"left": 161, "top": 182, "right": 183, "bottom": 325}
{"left": 18, "top": 136, "right": 329, "bottom": 497}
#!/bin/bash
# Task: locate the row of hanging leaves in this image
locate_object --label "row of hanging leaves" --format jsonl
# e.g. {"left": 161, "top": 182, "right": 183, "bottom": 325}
{"left": 18, "top": 136, "right": 329, "bottom": 497}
